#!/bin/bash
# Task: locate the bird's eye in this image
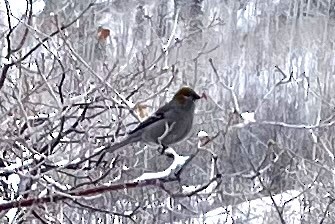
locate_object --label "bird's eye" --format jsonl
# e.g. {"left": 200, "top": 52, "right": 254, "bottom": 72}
{"left": 182, "top": 93, "right": 191, "bottom": 98}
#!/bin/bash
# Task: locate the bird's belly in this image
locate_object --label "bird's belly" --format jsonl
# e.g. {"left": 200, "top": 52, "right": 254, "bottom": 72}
{"left": 162, "top": 122, "right": 192, "bottom": 145}
{"left": 141, "top": 114, "right": 193, "bottom": 146}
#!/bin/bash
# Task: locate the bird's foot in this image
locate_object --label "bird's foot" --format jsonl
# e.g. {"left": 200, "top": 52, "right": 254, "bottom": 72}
{"left": 158, "top": 145, "right": 168, "bottom": 155}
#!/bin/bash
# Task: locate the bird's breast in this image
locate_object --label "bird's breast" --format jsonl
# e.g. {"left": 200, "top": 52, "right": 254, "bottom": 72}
{"left": 161, "top": 112, "right": 194, "bottom": 145}
{"left": 140, "top": 106, "right": 195, "bottom": 146}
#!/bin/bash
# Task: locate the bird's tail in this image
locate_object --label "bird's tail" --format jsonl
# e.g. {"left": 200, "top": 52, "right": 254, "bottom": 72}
{"left": 107, "top": 135, "right": 140, "bottom": 153}
{"left": 94, "top": 135, "right": 141, "bottom": 166}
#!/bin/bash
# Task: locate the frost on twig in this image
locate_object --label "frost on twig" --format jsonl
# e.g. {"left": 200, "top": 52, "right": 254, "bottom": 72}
{"left": 208, "top": 58, "right": 241, "bottom": 114}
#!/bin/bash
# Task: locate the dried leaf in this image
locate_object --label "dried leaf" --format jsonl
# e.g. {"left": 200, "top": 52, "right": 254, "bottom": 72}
{"left": 97, "top": 27, "right": 110, "bottom": 41}
{"left": 135, "top": 103, "right": 149, "bottom": 119}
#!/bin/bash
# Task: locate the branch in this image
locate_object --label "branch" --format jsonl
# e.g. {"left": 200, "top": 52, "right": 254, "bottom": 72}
{"left": 208, "top": 58, "right": 240, "bottom": 113}
{"left": 240, "top": 141, "right": 286, "bottom": 224}
{"left": 70, "top": 200, "right": 136, "bottom": 222}
{"left": 259, "top": 120, "right": 335, "bottom": 129}
{"left": 11, "top": 0, "right": 33, "bottom": 53}
{"left": 254, "top": 65, "right": 294, "bottom": 114}
{"left": 0, "top": 179, "right": 161, "bottom": 212}
{"left": 319, "top": 197, "right": 335, "bottom": 224}
{"left": 0, "top": 2, "right": 95, "bottom": 91}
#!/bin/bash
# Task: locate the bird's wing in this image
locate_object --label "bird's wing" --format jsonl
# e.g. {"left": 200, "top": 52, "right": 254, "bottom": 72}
{"left": 128, "top": 103, "right": 172, "bottom": 135}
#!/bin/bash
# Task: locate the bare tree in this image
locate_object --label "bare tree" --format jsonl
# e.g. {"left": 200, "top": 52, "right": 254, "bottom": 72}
{"left": 0, "top": 0, "right": 335, "bottom": 223}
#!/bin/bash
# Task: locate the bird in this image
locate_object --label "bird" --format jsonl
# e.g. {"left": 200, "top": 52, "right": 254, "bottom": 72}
{"left": 107, "top": 86, "right": 204, "bottom": 153}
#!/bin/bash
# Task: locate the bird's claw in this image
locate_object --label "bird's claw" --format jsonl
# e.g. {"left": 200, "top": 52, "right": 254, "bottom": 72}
{"left": 158, "top": 145, "right": 168, "bottom": 154}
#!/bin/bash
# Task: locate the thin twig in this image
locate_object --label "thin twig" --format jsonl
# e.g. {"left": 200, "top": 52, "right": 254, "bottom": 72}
{"left": 0, "top": 2, "right": 95, "bottom": 90}
{"left": 209, "top": 58, "right": 240, "bottom": 113}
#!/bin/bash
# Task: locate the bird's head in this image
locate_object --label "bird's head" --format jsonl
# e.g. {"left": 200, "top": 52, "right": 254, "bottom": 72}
{"left": 173, "top": 87, "right": 204, "bottom": 105}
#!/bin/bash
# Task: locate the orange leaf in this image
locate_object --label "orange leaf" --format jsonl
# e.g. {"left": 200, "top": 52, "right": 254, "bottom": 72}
{"left": 98, "top": 27, "right": 110, "bottom": 41}
{"left": 135, "top": 104, "right": 149, "bottom": 119}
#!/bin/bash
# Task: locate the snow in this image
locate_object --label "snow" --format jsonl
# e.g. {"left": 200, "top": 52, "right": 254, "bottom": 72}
{"left": 43, "top": 175, "right": 71, "bottom": 191}
{"left": 237, "top": 1, "right": 257, "bottom": 32}
{"left": 1, "top": 58, "right": 10, "bottom": 64}
{"left": 7, "top": 174, "right": 20, "bottom": 195}
{"left": 241, "top": 111, "right": 256, "bottom": 124}
{"left": 0, "top": 0, "right": 45, "bottom": 26}
{"left": 38, "top": 189, "right": 48, "bottom": 197}
{"left": 197, "top": 130, "right": 211, "bottom": 148}
{"left": 201, "top": 206, "right": 233, "bottom": 224}
{"left": 193, "top": 190, "right": 302, "bottom": 224}
{"left": 0, "top": 158, "right": 34, "bottom": 175}
{"left": 27, "top": 112, "right": 56, "bottom": 120}
{"left": 0, "top": 204, "right": 17, "bottom": 224}
{"left": 182, "top": 182, "right": 218, "bottom": 196}
{"left": 197, "top": 130, "right": 209, "bottom": 138}
{"left": 54, "top": 159, "right": 70, "bottom": 166}
{"left": 233, "top": 111, "right": 256, "bottom": 128}
{"left": 0, "top": 173, "right": 21, "bottom": 223}
{"left": 135, "top": 148, "right": 189, "bottom": 181}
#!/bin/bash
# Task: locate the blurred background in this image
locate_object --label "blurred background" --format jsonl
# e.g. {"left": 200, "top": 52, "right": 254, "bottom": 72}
{"left": 0, "top": 0, "right": 335, "bottom": 223}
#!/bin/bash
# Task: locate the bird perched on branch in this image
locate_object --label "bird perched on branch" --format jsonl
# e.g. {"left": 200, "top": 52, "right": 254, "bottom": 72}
{"left": 108, "top": 87, "right": 205, "bottom": 153}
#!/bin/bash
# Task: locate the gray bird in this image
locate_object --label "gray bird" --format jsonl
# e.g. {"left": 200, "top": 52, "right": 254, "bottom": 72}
{"left": 108, "top": 87, "right": 203, "bottom": 152}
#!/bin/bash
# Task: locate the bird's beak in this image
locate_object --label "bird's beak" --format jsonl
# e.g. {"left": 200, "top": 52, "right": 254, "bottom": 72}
{"left": 194, "top": 92, "right": 207, "bottom": 100}
{"left": 194, "top": 93, "right": 202, "bottom": 100}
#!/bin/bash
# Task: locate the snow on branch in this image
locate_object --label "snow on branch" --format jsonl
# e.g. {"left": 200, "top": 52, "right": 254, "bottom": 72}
{"left": 135, "top": 147, "right": 190, "bottom": 181}
{"left": 0, "top": 133, "right": 219, "bottom": 213}
{"left": 0, "top": 2, "right": 95, "bottom": 90}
